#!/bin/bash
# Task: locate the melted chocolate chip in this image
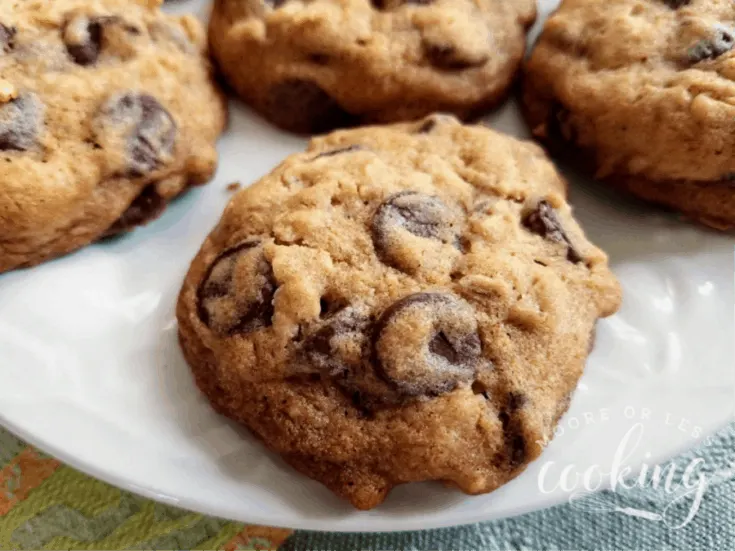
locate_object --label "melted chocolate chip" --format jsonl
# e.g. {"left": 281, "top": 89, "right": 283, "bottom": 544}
{"left": 300, "top": 307, "right": 370, "bottom": 377}
{"left": 0, "top": 94, "right": 43, "bottom": 151}
{"left": 429, "top": 331, "right": 458, "bottom": 364}
{"left": 197, "top": 241, "right": 277, "bottom": 336}
{"left": 63, "top": 15, "right": 104, "bottom": 65}
{"left": 502, "top": 420, "right": 527, "bottom": 468}
{"left": 96, "top": 93, "right": 176, "bottom": 176}
{"left": 263, "top": 80, "right": 357, "bottom": 134}
{"left": 523, "top": 200, "right": 583, "bottom": 264}
{"left": 373, "top": 292, "right": 482, "bottom": 397}
{"left": 688, "top": 26, "right": 735, "bottom": 63}
{"left": 102, "top": 184, "right": 166, "bottom": 237}
{"left": 499, "top": 393, "right": 528, "bottom": 469}
{"left": 0, "top": 23, "right": 16, "bottom": 53}
{"left": 312, "top": 144, "right": 363, "bottom": 159}
{"left": 371, "top": 191, "right": 461, "bottom": 270}
{"left": 375, "top": 192, "right": 452, "bottom": 239}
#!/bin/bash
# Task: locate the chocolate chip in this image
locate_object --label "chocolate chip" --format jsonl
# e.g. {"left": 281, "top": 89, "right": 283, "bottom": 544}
{"left": 0, "top": 93, "right": 43, "bottom": 151}
{"left": 508, "top": 433, "right": 527, "bottom": 467}
{"left": 96, "top": 93, "right": 176, "bottom": 176}
{"left": 0, "top": 23, "right": 16, "bottom": 53}
{"left": 374, "top": 192, "right": 454, "bottom": 239}
{"left": 373, "top": 292, "right": 482, "bottom": 397}
{"left": 264, "top": 80, "right": 357, "bottom": 134}
{"left": 197, "top": 241, "right": 277, "bottom": 336}
{"left": 63, "top": 15, "right": 104, "bottom": 65}
{"left": 523, "top": 200, "right": 583, "bottom": 264}
{"left": 688, "top": 26, "right": 735, "bottom": 63}
{"left": 500, "top": 417, "right": 527, "bottom": 469}
{"left": 102, "top": 184, "right": 166, "bottom": 237}
{"left": 423, "top": 43, "right": 486, "bottom": 70}
{"left": 662, "top": 0, "right": 690, "bottom": 7}
{"left": 371, "top": 191, "right": 461, "bottom": 270}
{"left": 300, "top": 307, "right": 370, "bottom": 377}
{"left": 499, "top": 394, "right": 527, "bottom": 469}
{"left": 429, "top": 331, "right": 458, "bottom": 364}
{"left": 312, "top": 144, "right": 363, "bottom": 160}
{"left": 265, "top": 0, "right": 289, "bottom": 7}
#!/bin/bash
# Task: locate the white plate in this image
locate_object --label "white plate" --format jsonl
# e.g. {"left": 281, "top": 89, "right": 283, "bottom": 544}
{"left": 0, "top": 0, "right": 733, "bottom": 533}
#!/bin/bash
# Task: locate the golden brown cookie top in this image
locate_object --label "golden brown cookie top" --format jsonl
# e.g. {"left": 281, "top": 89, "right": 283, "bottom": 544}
{"left": 0, "top": 0, "right": 225, "bottom": 270}
{"left": 209, "top": 0, "right": 536, "bottom": 132}
{"left": 524, "top": 0, "right": 735, "bottom": 182}
{"left": 177, "top": 114, "right": 621, "bottom": 509}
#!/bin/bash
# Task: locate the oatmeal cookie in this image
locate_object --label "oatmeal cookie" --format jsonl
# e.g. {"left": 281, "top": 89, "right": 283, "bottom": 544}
{"left": 0, "top": 0, "right": 226, "bottom": 273}
{"left": 209, "top": 0, "right": 535, "bottom": 133}
{"left": 524, "top": 0, "right": 735, "bottom": 229}
{"left": 177, "top": 114, "right": 621, "bottom": 509}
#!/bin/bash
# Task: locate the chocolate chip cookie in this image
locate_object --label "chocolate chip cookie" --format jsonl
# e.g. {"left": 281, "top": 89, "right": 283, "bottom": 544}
{"left": 177, "top": 114, "right": 621, "bottom": 509}
{"left": 0, "top": 0, "right": 226, "bottom": 273}
{"left": 208, "top": 0, "right": 536, "bottom": 133}
{"left": 524, "top": 0, "right": 735, "bottom": 229}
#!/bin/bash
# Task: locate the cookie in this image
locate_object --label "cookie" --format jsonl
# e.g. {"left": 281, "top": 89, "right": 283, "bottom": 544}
{"left": 208, "top": 0, "right": 536, "bottom": 133}
{"left": 176, "top": 114, "right": 621, "bottom": 510}
{"left": 0, "top": 0, "right": 227, "bottom": 273}
{"left": 523, "top": 0, "right": 735, "bottom": 230}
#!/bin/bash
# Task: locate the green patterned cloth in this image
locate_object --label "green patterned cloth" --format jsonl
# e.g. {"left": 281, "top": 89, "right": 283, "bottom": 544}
{"left": 1, "top": 423, "right": 733, "bottom": 550}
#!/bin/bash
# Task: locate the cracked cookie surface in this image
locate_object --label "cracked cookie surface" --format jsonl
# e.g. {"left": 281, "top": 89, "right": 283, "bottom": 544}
{"left": 0, "top": 0, "right": 226, "bottom": 273}
{"left": 524, "top": 0, "right": 735, "bottom": 229}
{"left": 208, "top": 0, "right": 536, "bottom": 133}
{"left": 176, "top": 114, "right": 621, "bottom": 510}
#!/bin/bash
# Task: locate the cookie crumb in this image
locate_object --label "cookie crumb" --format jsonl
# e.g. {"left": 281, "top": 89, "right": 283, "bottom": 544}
{"left": 227, "top": 182, "right": 241, "bottom": 192}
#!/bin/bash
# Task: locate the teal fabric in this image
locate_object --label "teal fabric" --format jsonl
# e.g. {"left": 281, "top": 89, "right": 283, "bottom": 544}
{"left": 283, "top": 423, "right": 735, "bottom": 551}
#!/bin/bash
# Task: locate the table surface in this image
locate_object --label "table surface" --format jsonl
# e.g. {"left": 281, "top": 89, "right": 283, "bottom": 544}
{"left": 2, "top": 423, "right": 734, "bottom": 551}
